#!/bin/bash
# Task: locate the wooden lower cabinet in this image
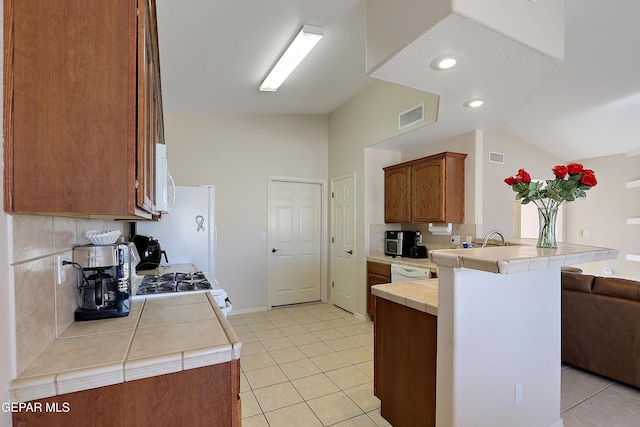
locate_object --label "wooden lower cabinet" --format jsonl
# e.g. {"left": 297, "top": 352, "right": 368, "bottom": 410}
{"left": 13, "top": 360, "right": 241, "bottom": 427}
{"left": 367, "top": 261, "right": 391, "bottom": 317}
{"left": 374, "top": 297, "right": 437, "bottom": 427}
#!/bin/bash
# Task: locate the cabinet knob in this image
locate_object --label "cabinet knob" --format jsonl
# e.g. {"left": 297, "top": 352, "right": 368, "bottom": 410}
{"left": 346, "top": 250, "right": 353, "bottom": 255}
{"left": 272, "top": 248, "right": 281, "bottom": 253}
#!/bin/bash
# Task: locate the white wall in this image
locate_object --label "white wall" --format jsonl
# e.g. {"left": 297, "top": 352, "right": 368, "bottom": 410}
{"left": 163, "top": 114, "right": 328, "bottom": 312}
{"left": 365, "top": 149, "right": 399, "bottom": 226}
{"left": 364, "top": 148, "right": 401, "bottom": 255}
{"left": 482, "top": 128, "right": 563, "bottom": 237}
{"left": 366, "top": 0, "right": 451, "bottom": 73}
{"left": 566, "top": 153, "right": 640, "bottom": 280}
{"left": 366, "top": 0, "right": 564, "bottom": 73}
{"left": 454, "top": 0, "right": 564, "bottom": 60}
{"left": 437, "top": 266, "right": 562, "bottom": 427}
{"left": 329, "top": 80, "right": 440, "bottom": 317}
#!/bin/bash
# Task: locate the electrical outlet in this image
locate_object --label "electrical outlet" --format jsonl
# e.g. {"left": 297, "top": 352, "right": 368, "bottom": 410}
{"left": 451, "top": 235, "right": 460, "bottom": 246}
{"left": 56, "top": 255, "right": 66, "bottom": 285}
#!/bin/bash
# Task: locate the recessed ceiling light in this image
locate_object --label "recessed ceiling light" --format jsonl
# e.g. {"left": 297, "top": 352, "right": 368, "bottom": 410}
{"left": 463, "top": 98, "right": 485, "bottom": 108}
{"left": 430, "top": 53, "right": 464, "bottom": 71}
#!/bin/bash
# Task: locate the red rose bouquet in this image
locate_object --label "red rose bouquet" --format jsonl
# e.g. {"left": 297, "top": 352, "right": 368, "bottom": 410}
{"left": 504, "top": 163, "right": 597, "bottom": 205}
{"left": 504, "top": 163, "right": 597, "bottom": 248}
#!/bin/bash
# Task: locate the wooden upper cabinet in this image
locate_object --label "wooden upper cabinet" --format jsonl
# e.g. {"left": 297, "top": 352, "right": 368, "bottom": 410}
{"left": 384, "top": 167, "right": 412, "bottom": 223}
{"left": 384, "top": 152, "right": 466, "bottom": 223}
{"left": 3, "top": 0, "right": 164, "bottom": 218}
{"left": 412, "top": 159, "right": 444, "bottom": 222}
{"left": 137, "top": 0, "right": 164, "bottom": 214}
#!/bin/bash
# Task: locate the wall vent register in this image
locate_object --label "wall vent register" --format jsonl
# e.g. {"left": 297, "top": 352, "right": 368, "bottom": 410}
{"left": 489, "top": 151, "right": 505, "bottom": 164}
{"left": 398, "top": 103, "right": 424, "bottom": 129}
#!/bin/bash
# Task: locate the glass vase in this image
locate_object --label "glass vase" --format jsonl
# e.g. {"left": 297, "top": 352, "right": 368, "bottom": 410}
{"left": 537, "top": 206, "right": 558, "bottom": 248}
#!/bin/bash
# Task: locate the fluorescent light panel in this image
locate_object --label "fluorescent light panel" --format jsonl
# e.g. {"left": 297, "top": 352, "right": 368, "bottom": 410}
{"left": 260, "top": 25, "right": 323, "bottom": 92}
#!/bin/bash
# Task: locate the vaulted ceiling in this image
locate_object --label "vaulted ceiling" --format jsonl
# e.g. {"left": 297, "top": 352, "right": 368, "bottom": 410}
{"left": 156, "top": 0, "right": 640, "bottom": 161}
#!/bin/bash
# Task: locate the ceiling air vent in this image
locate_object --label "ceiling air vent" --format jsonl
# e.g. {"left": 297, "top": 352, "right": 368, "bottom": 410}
{"left": 489, "top": 151, "right": 505, "bottom": 164}
{"left": 398, "top": 103, "right": 424, "bottom": 130}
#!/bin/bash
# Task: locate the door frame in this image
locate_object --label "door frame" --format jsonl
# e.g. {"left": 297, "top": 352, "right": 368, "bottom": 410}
{"left": 267, "top": 176, "right": 328, "bottom": 309}
{"left": 330, "top": 172, "right": 356, "bottom": 308}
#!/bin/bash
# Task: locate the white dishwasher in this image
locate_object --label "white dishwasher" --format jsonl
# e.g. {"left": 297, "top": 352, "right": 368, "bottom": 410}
{"left": 391, "top": 264, "right": 432, "bottom": 282}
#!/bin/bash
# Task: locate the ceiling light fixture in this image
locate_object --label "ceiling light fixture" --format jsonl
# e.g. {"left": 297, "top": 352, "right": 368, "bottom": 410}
{"left": 463, "top": 98, "right": 486, "bottom": 108}
{"left": 430, "top": 53, "right": 464, "bottom": 71}
{"left": 259, "top": 25, "right": 324, "bottom": 92}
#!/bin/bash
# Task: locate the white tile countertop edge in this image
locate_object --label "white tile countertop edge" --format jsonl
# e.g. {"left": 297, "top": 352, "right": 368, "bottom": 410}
{"left": 371, "top": 279, "right": 439, "bottom": 316}
{"left": 367, "top": 253, "right": 438, "bottom": 271}
{"left": 10, "top": 293, "right": 241, "bottom": 403}
{"left": 430, "top": 240, "right": 618, "bottom": 274}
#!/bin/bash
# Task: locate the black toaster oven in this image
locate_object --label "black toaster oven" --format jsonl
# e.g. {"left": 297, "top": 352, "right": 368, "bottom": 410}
{"left": 385, "top": 230, "right": 416, "bottom": 257}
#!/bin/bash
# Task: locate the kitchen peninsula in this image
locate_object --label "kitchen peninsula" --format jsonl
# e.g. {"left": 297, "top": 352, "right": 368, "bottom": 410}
{"left": 10, "top": 291, "right": 241, "bottom": 426}
{"left": 372, "top": 241, "right": 618, "bottom": 427}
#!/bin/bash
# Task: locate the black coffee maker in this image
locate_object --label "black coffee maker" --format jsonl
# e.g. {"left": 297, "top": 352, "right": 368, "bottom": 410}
{"left": 132, "top": 235, "right": 168, "bottom": 272}
{"left": 72, "top": 244, "right": 132, "bottom": 321}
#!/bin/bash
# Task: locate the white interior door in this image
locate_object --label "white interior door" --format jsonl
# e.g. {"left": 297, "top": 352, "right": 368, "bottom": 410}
{"left": 269, "top": 180, "right": 322, "bottom": 306}
{"left": 332, "top": 174, "right": 355, "bottom": 313}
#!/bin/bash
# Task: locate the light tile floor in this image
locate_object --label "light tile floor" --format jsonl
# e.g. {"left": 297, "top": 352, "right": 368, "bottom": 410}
{"left": 229, "top": 303, "right": 640, "bottom": 426}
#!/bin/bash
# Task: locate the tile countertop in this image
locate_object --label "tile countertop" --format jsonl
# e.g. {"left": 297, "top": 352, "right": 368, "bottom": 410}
{"left": 367, "top": 253, "right": 438, "bottom": 272}
{"left": 370, "top": 240, "right": 618, "bottom": 316}
{"left": 430, "top": 239, "right": 619, "bottom": 274}
{"left": 371, "top": 279, "right": 439, "bottom": 316}
{"left": 10, "top": 292, "right": 241, "bottom": 403}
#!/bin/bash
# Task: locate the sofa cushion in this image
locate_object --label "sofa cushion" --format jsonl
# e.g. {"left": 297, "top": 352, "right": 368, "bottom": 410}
{"left": 561, "top": 272, "right": 595, "bottom": 293}
{"left": 588, "top": 294, "right": 638, "bottom": 385}
{"left": 561, "top": 291, "right": 594, "bottom": 368}
{"left": 593, "top": 277, "right": 640, "bottom": 301}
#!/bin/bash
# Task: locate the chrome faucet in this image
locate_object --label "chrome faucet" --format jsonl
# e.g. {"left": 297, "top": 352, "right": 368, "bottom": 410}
{"left": 482, "top": 230, "right": 507, "bottom": 248}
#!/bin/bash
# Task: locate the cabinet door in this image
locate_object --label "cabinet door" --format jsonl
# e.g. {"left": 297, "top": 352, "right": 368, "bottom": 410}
{"left": 412, "top": 159, "right": 444, "bottom": 222}
{"left": 137, "top": 0, "right": 157, "bottom": 214}
{"left": 384, "top": 167, "right": 411, "bottom": 223}
{"left": 368, "top": 273, "right": 390, "bottom": 317}
{"left": 6, "top": 0, "right": 138, "bottom": 216}
{"left": 367, "top": 262, "right": 391, "bottom": 317}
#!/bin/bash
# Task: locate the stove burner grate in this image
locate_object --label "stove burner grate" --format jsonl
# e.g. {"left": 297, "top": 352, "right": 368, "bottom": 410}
{"left": 137, "top": 282, "right": 176, "bottom": 294}
{"left": 177, "top": 281, "right": 212, "bottom": 292}
{"left": 137, "top": 272, "right": 212, "bottom": 296}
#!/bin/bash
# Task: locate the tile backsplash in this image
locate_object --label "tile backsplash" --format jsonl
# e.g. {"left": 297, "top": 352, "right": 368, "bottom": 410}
{"left": 11, "top": 214, "right": 128, "bottom": 376}
{"left": 368, "top": 222, "right": 478, "bottom": 255}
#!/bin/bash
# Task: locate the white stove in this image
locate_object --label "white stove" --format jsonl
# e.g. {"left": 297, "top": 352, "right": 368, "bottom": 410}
{"left": 131, "top": 270, "right": 231, "bottom": 316}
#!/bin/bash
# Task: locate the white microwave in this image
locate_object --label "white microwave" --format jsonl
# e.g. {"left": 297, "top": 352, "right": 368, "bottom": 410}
{"left": 155, "top": 143, "right": 175, "bottom": 214}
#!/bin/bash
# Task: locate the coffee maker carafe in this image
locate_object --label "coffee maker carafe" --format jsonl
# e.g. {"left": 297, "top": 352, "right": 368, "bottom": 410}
{"left": 73, "top": 244, "right": 132, "bottom": 321}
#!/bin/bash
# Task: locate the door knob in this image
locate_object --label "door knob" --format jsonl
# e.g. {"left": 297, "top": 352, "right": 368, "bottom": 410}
{"left": 346, "top": 250, "right": 353, "bottom": 254}
{"left": 272, "top": 248, "right": 281, "bottom": 253}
